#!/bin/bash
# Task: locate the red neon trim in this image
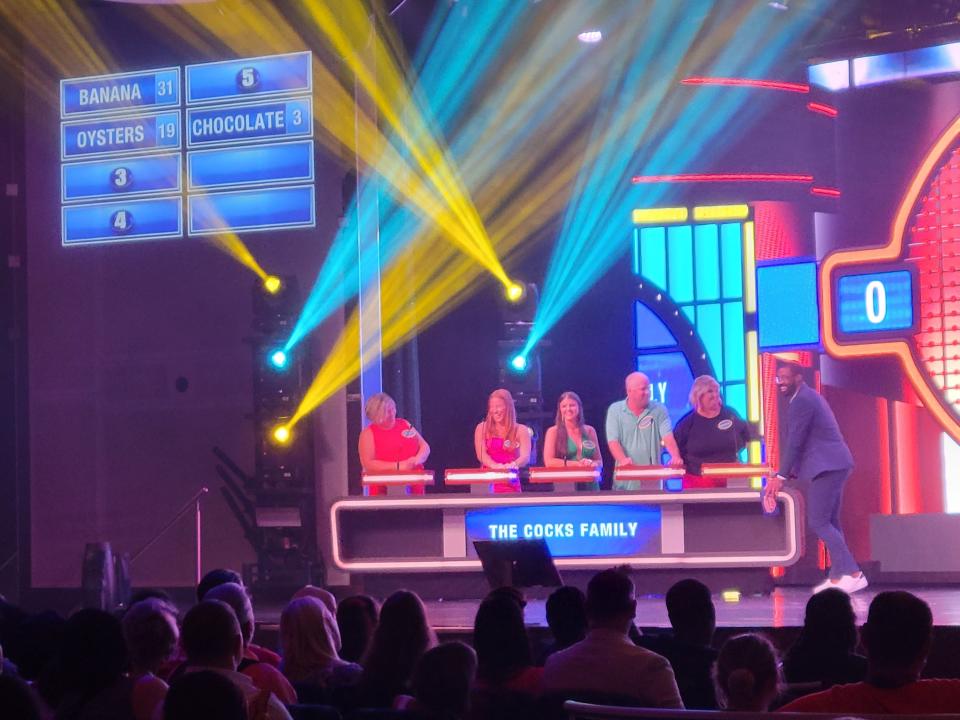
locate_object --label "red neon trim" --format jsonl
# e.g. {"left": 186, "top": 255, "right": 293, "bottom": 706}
{"left": 681, "top": 76, "right": 810, "bottom": 93}
{"left": 811, "top": 186, "right": 841, "bottom": 197}
{"left": 807, "top": 101, "right": 838, "bottom": 117}
{"left": 631, "top": 173, "right": 813, "bottom": 184}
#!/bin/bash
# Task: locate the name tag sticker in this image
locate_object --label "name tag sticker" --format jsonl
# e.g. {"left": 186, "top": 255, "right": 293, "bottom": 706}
{"left": 638, "top": 417, "right": 653, "bottom": 429}
{"left": 717, "top": 419, "right": 734, "bottom": 431}
{"left": 401, "top": 427, "right": 417, "bottom": 438}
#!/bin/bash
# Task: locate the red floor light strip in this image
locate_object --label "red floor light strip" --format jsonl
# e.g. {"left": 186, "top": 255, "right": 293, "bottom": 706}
{"left": 811, "top": 186, "right": 841, "bottom": 197}
{"left": 681, "top": 77, "right": 810, "bottom": 93}
{"left": 631, "top": 173, "right": 813, "bottom": 184}
{"left": 807, "top": 101, "right": 838, "bottom": 117}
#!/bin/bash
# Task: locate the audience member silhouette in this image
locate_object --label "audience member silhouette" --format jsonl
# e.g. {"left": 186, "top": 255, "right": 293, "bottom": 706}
{"left": 356, "top": 590, "right": 435, "bottom": 708}
{"left": 280, "top": 595, "right": 361, "bottom": 701}
{"left": 783, "top": 587, "right": 867, "bottom": 688}
{"left": 163, "top": 669, "right": 248, "bottom": 720}
{"left": 410, "top": 642, "right": 477, "bottom": 720}
{"left": 179, "top": 600, "right": 291, "bottom": 720}
{"left": 542, "top": 568, "right": 682, "bottom": 708}
{"left": 122, "top": 598, "right": 179, "bottom": 720}
{"left": 204, "top": 583, "right": 296, "bottom": 704}
{"left": 713, "top": 633, "right": 781, "bottom": 712}
{"left": 0, "top": 673, "right": 43, "bottom": 720}
{"left": 473, "top": 592, "right": 541, "bottom": 694}
{"left": 781, "top": 591, "right": 960, "bottom": 713}
{"left": 197, "top": 568, "right": 243, "bottom": 603}
{"left": 53, "top": 608, "right": 135, "bottom": 720}
{"left": 291, "top": 585, "right": 337, "bottom": 615}
{"left": 336, "top": 595, "right": 379, "bottom": 665}
{"left": 637, "top": 579, "right": 718, "bottom": 709}
{"left": 540, "top": 586, "right": 588, "bottom": 663}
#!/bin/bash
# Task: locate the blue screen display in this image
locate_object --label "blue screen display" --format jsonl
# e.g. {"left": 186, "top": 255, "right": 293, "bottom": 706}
{"left": 837, "top": 270, "right": 913, "bottom": 334}
{"left": 60, "top": 53, "right": 316, "bottom": 244}
{"left": 756, "top": 261, "right": 820, "bottom": 349}
{"left": 465, "top": 503, "right": 661, "bottom": 558}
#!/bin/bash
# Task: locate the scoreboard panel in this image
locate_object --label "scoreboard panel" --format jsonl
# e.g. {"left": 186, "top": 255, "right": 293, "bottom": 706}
{"left": 59, "top": 51, "right": 315, "bottom": 245}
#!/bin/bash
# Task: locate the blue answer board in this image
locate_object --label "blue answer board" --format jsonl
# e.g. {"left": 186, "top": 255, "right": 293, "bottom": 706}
{"left": 59, "top": 52, "right": 315, "bottom": 245}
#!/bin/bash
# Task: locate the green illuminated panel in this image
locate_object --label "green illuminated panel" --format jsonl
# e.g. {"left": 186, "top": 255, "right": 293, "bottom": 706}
{"left": 639, "top": 226, "right": 667, "bottom": 288}
{"left": 694, "top": 224, "right": 720, "bottom": 301}
{"left": 667, "top": 225, "right": 694, "bottom": 303}
{"left": 722, "top": 301, "right": 745, "bottom": 382}
{"left": 720, "top": 222, "right": 743, "bottom": 299}
{"left": 696, "top": 303, "right": 723, "bottom": 381}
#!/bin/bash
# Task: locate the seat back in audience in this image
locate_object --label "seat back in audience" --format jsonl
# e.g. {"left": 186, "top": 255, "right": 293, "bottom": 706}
{"left": 290, "top": 704, "right": 342, "bottom": 720}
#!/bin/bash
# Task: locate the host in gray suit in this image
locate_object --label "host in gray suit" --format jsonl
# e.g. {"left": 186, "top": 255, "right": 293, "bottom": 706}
{"left": 764, "top": 362, "right": 867, "bottom": 594}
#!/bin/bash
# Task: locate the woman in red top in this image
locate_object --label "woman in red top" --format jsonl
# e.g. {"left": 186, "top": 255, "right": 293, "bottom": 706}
{"left": 358, "top": 392, "right": 430, "bottom": 496}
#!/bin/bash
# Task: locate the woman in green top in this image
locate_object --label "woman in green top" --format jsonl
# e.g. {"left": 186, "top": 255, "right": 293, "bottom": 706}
{"left": 543, "top": 392, "right": 603, "bottom": 486}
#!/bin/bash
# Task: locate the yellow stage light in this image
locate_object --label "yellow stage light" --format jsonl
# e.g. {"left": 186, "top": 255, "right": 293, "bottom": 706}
{"left": 264, "top": 275, "right": 282, "bottom": 295}
{"left": 505, "top": 282, "right": 525, "bottom": 303}
{"left": 271, "top": 425, "right": 292, "bottom": 445}
{"left": 632, "top": 207, "right": 688, "bottom": 225}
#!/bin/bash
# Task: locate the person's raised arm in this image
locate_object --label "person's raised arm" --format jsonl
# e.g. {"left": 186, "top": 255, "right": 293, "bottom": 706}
{"left": 400, "top": 430, "right": 430, "bottom": 470}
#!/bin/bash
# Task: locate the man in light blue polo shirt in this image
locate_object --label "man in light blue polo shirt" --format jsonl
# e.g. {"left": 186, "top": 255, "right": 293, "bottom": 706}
{"left": 606, "top": 371, "right": 683, "bottom": 490}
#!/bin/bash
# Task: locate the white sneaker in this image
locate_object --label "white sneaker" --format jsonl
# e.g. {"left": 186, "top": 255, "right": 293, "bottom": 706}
{"left": 811, "top": 577, "right": 837, "bottom": 594}
{"left": 836, "top": 574, "right": 869, "bottom": 594}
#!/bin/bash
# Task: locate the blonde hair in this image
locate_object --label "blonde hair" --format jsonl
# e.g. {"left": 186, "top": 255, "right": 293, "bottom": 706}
{"left": 485, "top": 388, "right": 518, "bottom": 444}
{"left": 364, "top": 392, "right": 396, "bottom": 425}
{"left": 689, "top": 375, "right": 720, "bottom": 409}
{"left": 280, "top": 596, "right": 343, "bottom": 683}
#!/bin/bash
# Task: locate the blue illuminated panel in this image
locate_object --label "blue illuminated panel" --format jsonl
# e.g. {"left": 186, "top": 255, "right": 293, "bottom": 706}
{"left": 61, "top": 67, "right": 180, "bottom": 117}
{"left": 697, "top": 304, "right": 723, "bottom": 381}
{"left": 186, "top": 98, "right": 312, "bottom": 148}
{"left": 62, "top": 196, "right": 182, "bottom": 245}
{"left": 694, "top": 224, "right": 720, "bottom": 300}
{"left": 757, "top": 261, "right": 820, "bottom": 349}
{"left": 62, "top": 153, "right": 181, "bottom": 202}
{"left": 837, "top": 270, "right": 913, "bottom": 334}
{"left": 188, "top": 185, "right": 315, "bottom": 235}
{"left": 638, "top": 226, "right": 667, "bottom": 287}
{"left": 465, "top": 504, "right": 661, "bottom": 558}
{"left": 635, "top": 302, "right": 677, "bottom": 349}
{"left": 853, "top": 52, "right": 906, "bottom": 87}
{"left": 186, "top": 52, "right": 312, "bottom": 104}
{"left": 720, "top": 223, "right": 743, "bottom": 299}
{"left": 635, "top": 351, "right": 694, "bottom": 423}
{"left": 667, "top": 225, "right": 693, "bottom": 303}
{"left": 808, "top": 59, "right": 850, "bottom": 91}
{"left": 187, "top": 140, "right": 314, "bottom": 190}
{"left": 723, "top": 301, "right": 745, "bottom": 382}
{"left": 61, "top": 111, "right": 181, "bottom": 160}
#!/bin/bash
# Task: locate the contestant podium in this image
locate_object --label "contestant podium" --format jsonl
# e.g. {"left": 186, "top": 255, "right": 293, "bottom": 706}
{"left": 444, "top": 468, "right": 519, "bottom": 494}
{"left": 331, "top": 464, "right": 802, "bottom": 573}
{"left": 528, "top": 465, "right": 601, "bottom": 492}
{"left": 361, "top": 470, "right": 435, "bottom": 496}
{"left": 613, "top": 465, "right": 685, "bottom": 489}
{"left": 701, "top": 463, "right": 774, "bottom": 489}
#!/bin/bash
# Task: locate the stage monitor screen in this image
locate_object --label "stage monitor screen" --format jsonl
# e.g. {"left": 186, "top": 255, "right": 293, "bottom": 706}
{"left": 59, "top": 51, "right": 315, "bottom": 245}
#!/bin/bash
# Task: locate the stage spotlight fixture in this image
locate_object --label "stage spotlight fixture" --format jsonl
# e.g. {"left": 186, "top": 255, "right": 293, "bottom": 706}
{"left": 263, "top": 275, "right": 282, "bottom": 294}
{"left": 577, "top": 30, "right": 602, "bottom": 43}
{"left": 269, "top": 349, "right": 288, "bottom": 369}
{"left": 509, "top": 353, "right": 528, "bottom": 372}
{"left": 505, "top": 282, "right": 526, "bottom": 303}
{"left": 271, "top": 424, "right": 292, "bottom": 445}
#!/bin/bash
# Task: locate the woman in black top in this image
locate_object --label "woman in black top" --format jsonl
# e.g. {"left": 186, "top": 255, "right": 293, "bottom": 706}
{"left": 674, "top": 375, "right": 750, "bottom": 488}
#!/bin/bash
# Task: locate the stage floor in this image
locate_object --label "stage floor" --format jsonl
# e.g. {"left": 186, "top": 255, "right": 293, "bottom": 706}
{"left": 420, "top": 586, "right": 960, "bottom": 631}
